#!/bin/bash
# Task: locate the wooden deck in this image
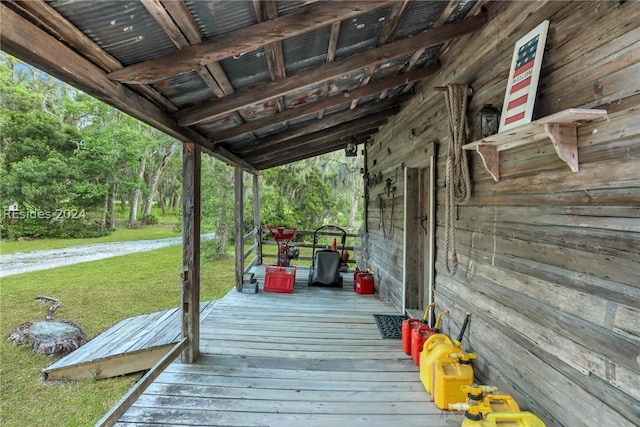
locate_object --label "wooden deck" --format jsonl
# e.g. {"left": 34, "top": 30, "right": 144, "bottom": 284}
{"left": 112, "top": 267, "right": 460, "bottom": 426}
{"left": 43, "top": 301, "right": 217, "bottom": 381}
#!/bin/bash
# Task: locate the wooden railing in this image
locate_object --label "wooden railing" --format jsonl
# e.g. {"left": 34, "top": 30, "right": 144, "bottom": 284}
{"left": 96, "top": 338, "right": 189, "bottom": 426}
{"left": 242, "top": 226, "right": 261, "bottom": 273}
{"left": 260, "top": 227, "right": 359, "bottom": 265}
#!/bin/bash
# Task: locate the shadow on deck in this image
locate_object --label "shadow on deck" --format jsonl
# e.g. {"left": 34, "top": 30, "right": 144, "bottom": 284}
{"left": 112, "top": 266, "right": 460, "bottom": 426}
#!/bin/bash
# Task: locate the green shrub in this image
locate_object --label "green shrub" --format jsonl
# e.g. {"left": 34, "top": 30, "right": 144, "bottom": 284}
{"left": 141, "top": 214, "right": 158, "bottom": 225}
{"left": 2, "top": 218, "right": 110, "bottom": 240}
{"left": 201, "top": 237, "right": 230, "bottom": 261}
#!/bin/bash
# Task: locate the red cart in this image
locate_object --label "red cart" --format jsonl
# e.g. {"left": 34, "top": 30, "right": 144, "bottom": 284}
{"left": 264, "top": 227, "right": 298, "bottom": 293}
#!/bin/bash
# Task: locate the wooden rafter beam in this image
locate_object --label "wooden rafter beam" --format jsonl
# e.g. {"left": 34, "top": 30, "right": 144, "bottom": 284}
{"left": 350, "top": 0, "right": 413, "bottom": 109}
{"left": 243, "top": 111, "right": 393, "bottom": 162}
{"left": 378, "top": 0, "right": 413, "bottom": 44}
{"left": 234, "top": 100, "right": 399, "bottom": 154}
{"left": 142, "top": 0, "right": 235, "bottom": 98}
{"left": 253, "top": 0, "right": 287, "bottom": 112}
{"left": 210, "top": 62, "right": 438, "bottom": 142}
{"left": 0, "top": 4, "right": 259, "bottom": 175}
{"left": 176, "top": 14, "right": 485, "bottom": 126}
{"left": 160, "top": 0, "right": 202, "bottom": 44}
{"left": 317, "top": 21, "right": 342, "bottom": 120}
{"left": 106, "top": 1, "right": 397, "bottom": 83}
{"left": 4, "top": 0, "right": 177, "bottom": 112}
{"left": 254, "top": 135, "right": 378, "bottom": 170}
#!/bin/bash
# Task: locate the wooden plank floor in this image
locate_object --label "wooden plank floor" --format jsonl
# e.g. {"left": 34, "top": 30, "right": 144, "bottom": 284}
{"left": 43, "top": 301, "right": 217, "bottom": 381}
{"left": 114, "top": 267, "right": 461, "bottom": 426}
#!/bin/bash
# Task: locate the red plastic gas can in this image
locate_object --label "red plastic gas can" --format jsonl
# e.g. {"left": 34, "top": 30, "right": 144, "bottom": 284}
{"left": 411, "top": 323, "right": 434, "bottom": 366}
{"left": 402, "top": 318, "right": 421, "bottom": 355}
{"left": 354, "top": 271, "right": 375, "bottom": 294}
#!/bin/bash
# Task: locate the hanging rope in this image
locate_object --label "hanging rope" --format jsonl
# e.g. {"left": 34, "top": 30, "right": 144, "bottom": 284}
{"left": 444, "top": 84, "right": 471, "bottom": 275}
{"left": 379, "top": 194, "right": 395, "bottom": 241}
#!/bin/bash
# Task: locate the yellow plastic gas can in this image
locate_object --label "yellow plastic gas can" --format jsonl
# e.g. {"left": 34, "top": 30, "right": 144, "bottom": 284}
{"left": 460, "top": 411, "right": 546, "bottom": 427}
{"left": 482, "top": 394, "right": 521, "bottom": 413}
{"left": 462, "top": 385, "right": 521, "bottom": 413}
{"left": 432, "top": 358, "right": 475, "bottom": 410}
{"left": 419, "top": 333, "right": 458, "bottom": 393}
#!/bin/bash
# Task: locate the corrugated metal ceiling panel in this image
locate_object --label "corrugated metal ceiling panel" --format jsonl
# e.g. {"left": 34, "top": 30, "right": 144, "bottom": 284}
{"left": 151, "top": 71, "right": 212, "bottom": 108}
{"left": 220, "top": 49, "right": 270, "bottom": 91}
{"left": 282, "top": 28, "right": 331, "bottom": 75}
{"left": 47, "top": 0, "right": 176, "bottom": 66}
{"left": 184, "top": 0, "right": 257, "bottom": 39}
{"left": 335, "top": 6, "right": 392, "bottom": 59}
{"left": 395, "top": 1, "right": 447, "bottom": 39}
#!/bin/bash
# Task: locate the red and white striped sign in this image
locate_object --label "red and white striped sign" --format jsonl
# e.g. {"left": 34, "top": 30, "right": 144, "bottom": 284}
{"left": 499, "top": 21, "right": 549, "bottom": 132}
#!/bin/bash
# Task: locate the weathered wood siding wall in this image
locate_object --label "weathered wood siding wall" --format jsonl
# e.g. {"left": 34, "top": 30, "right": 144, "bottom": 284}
{"left": 364, "top": 2, "right": 639, "bottom": 426}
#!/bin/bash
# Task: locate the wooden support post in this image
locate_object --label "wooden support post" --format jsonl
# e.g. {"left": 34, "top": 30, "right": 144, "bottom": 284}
{"left": 235, "top": 166, "right": 244, "bottom": 292}
{"left": 181, "top": 142, "right": 200, "bottom": 363}
{"left": 252, "top": 174, "right": 262, "bottom": 265}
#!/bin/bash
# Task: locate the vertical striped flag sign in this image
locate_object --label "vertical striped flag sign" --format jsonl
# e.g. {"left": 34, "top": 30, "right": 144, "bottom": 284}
{"left": 499, "top": 20, "right": 550, "bottom": 132}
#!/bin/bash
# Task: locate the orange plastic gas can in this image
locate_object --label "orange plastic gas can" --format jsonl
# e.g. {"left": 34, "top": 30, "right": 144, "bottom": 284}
{"left": 402, "top": 318, "right": 421, "bottom": 355}
{"left": 410, "top": 324, "right": 434, "bottom": 365}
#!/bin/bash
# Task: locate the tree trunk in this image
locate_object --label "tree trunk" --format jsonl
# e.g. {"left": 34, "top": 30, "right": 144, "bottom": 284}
{"left": 172, "top": 194, "right": 181, "bottom": 211}
{"left": 128, "top": 157, "right": 147, "bottom": 227}
{"left": 158, "top": 195, "right": 167, "bottom": 216}
{"left": 143, "top": 143, "right": 176, "bottom": 220}
{"left": 108, "top": 182, "right": 117, "bottom": 230}
{"left": 101, "top": 191, "right": 108, "bottom": 229}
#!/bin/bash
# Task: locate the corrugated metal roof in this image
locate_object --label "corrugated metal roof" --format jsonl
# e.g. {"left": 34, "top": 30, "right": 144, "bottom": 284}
{"left": 10, "top": 0, "right": 484, "bottom": 169}
{"left": 47, "top": 0, "right": 176, "bottom": 66}
{"left": 185, "top": 0, "right": 258, "bottom": 39}
{"left": 276, "top": 1, "right": 314, "bottom": 17}
{"left": 448, "top": 0, "right": 478, "bottom": 23}
{"left": 220, "top": 48, "right": 271, "bottom": 91}
{"left": 151, "top": 71, "right": 211, "bottom": 108}
{"left": 395, "top": 1, "right": 448, "bottom": 39}
{"left": 282, "top": 28, "right": 331, "bottom": 75}
{"left": 335, "top": 7, "right": 392, "bottom": 60}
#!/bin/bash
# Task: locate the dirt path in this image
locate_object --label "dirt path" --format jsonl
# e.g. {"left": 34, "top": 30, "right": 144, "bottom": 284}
{"left": 0, "top": 234, "right": 214, "bottom": 278}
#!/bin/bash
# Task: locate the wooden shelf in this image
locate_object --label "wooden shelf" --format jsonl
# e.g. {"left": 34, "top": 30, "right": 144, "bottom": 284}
{"left": 462, "top": 108, "right": 608, "bottom": 181}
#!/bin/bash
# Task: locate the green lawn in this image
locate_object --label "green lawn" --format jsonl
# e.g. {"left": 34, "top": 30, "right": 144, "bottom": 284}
{"left": 0, "top": 244, "right": 235, "bottom": 426}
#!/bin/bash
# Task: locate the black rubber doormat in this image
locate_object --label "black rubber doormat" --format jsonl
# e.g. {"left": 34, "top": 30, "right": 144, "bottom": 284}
{"left": 373, "top": 314, "right": 408, "bottom": 339}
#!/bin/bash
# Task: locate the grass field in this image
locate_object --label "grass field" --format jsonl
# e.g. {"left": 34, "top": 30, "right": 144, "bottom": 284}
{"left": 0, "top": 244, "right": 234, "bottom": 426}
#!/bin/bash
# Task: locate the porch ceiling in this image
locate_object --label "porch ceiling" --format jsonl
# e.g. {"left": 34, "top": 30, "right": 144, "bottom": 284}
{"left": 1, "top": 0, "right": 487, "bottom": 173}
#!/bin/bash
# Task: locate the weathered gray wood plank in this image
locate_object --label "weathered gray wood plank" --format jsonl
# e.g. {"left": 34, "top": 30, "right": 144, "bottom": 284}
{"left": 111, "top": 271, "right": 439, "bottom": 425}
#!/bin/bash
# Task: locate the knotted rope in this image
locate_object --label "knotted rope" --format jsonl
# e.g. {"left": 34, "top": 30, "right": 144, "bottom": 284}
{"left": 444, "top": 84, "right": 471, "bottom": 275}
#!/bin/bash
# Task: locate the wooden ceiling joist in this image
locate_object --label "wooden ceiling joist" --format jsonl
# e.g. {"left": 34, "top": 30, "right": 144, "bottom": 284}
{"left": 316, "top": 21, "right": 342, "bottom": 120}
{"left": 176, "top": 13, "right": 485, "bottom": 127}
{"left": 350, "top": 0, "right": 413, "bottom": 110}
{"left": 210, "top": 62, "right": 438, "bottom": 143}
{"left": 106, "top": 0, "right": 397, "bottom": 84}
{"left": 234, "top": 100, "right": 399, "bottom": 155}
{"left": 254, "top": 136, "right": 376, "bottom": 170}
{"left": 254, "top": 0, "right": 288, "bottom": 113}
{"left": 0, "top": 4, "right": 259, "bottom": 174}
{"left": 243, "top": 111, "right": 393, "bottom": 162}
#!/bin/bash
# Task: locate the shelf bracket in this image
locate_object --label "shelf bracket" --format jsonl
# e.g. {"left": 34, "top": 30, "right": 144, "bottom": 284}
{"left": 476, "top": 144, "right": 499, "bottom": 181}
{"left": 544, "top": 123, "right": 579, "bottom": 172}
